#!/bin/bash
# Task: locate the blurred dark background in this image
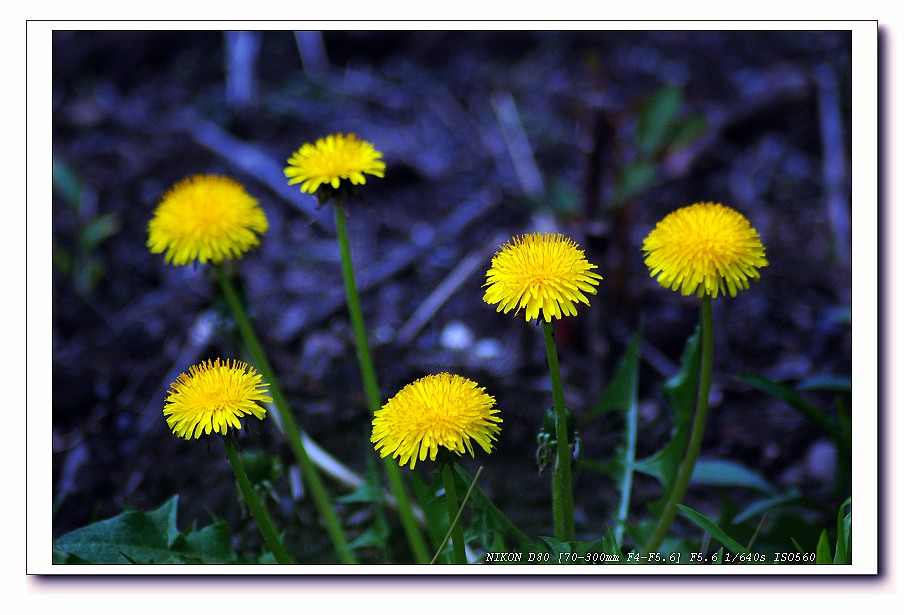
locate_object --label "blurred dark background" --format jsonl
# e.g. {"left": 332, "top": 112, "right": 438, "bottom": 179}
{"left": 51, "top": 29, "right": 852, "bottom": 560}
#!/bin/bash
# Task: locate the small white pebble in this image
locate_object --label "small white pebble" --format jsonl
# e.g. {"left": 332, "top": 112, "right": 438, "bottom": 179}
{"left": 806, "top": 440, "right": 837, "bottom": 483}
{"left": 440, "top": 320, "right": 474, "bottom": 350}
{"left": 473, "top": 338, "right": 504, "bottom": 360}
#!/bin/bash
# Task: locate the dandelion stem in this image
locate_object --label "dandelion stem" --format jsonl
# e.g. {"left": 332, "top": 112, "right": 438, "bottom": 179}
{"left": 542, "top": 321, "right": 575, "bottom": 542}
{"left": 215, "top": 264, "right": 357, "bottom": 564}
{"left": 440, "top": 463, "right": 467, "bottom": 564}
{"left": 614, "top": 326, "right": 642, "bottom": 550}
{"left": 641, "top": 295, "right": 714, "bottom": 556}
{"left": 223, "top": 437, "right": 294, "bottom": 564}
{"left": 333, "top": 203, "right": 432, "bottom": 564}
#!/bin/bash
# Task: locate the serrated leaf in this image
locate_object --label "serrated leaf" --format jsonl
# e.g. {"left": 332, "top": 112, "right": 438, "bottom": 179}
{"left": 410, "top": 472, "right": 452, "bottom": 555}
{"left": 536, "top": 537, "right": 615, "bottom": 563}
{"left": 345, "top": 514, "right": 390, "bottom": 551}
{"left": 52, "top": 496, "right": 236, "bottom": 564}
{"left": 53, "top": 497, "right": 182, "bottom": 564}
{"left": 453, "top": 465, "right": 532, "bottom": 548}
{"left": 677, "top": 504, "right": 750, "bottom": 555}
{"left": 336, "top": 458, "right": 385, "bottom": 505}
{"left": 636, "top": 325, "right": 701, "bottom": 488}
{"left": 178, "top": 521, "right": 235, "bottom": 563}
{"left": 584, "top": 319, "right": 643, "bottom": 422}
{"left": 538, "top": 536, "right": 579, "bottom": 559}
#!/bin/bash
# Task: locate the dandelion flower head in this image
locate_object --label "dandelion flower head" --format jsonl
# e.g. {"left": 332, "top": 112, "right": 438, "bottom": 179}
{"left": 284, "top": 133, "right": 385, "bottom": 195}
{"left": 483, "top": 233, "right": 603, "bottom": 322}
{"left": 163, "top": 358, "right": 272, "bottom": 440}
{"left": 371, "top": 373, "right": 502, "bottom": 470}
{"left": 147, "top": 175, "right": 268, "bottom": 266}
{"left": 642, "top": 202, "right": 768, "bottom": 298}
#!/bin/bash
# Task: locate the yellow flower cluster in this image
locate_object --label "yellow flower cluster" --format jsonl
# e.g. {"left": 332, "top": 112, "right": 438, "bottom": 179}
{"left": 371, "top": 373, "right": 502, "bottom": 469}
{"left": 284, "top": 133, "right": 385, "bottom": 195}
{"left": 163, "top": 359, "right": 272, "bottom": 440}
{"left": 147, "top": 175, "right": 268, "bottom": 266}
{"left": 642, "top": 202, "right": 768, "bottom": 298}
{"left": 483, "top": 233, "right": 603, "bottom": 322}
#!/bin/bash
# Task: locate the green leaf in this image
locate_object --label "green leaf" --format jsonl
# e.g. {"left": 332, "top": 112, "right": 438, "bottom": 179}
{"left": 670, "top": 114, "right": 708, "bottom": 148}
{"left": 78, "top": 213, "right": 120, "bottom": 253}
{"left": 732, "top": 489, "right": 804, "bottom": 524}
{"left": 52, "top": 496, "right": 237, "bottom": 564}
{"left": 538, "top": 536, "right": 572, "bottom": 558}
{"left": 691, "top": 458, "right": 778, "bottom": 494}
{"left": 815, "top": 530, "right": 832, "bottom": 563}
{"left": 178, "top": 521, "right": 235, "bottom": 563}
{"left": 52, "top": 157, "right": 84, "bottom": 208}
{"left": 676, "top": 504, "right": 750, "bottom": 555}
{"left": 613, "top": 160, "right": 657, "bottom": 205}
{"left": 52, "top": 244, "right": 74, "bottom": 274}
{"left": 238, "top": 450, "right": 283, "bottom": 487}
{"left": 542, "top": 180, "right": 581, "bottom": 216}
{"left": 336, "top": 458, "right": 385, "bottom": 505}
{"left": 736, "top": 374, "right": 838, "bottom": 438}
{"left": 797, "top": 375, "right": 852, "bottom": 394}
{"left": 454, "top": 465, "right": 532, "bottom": 549}
{"left": 584, "top": 319, "right": 643, "bottom": 422}
{"left": 345, "top": 514, "right": 390, "bottom": 551}
{"left": 536, "top": 537, "right": 617, "bottom": 564}
{"left": 410, "top": 472, "right": 454, "bottom": 556}
{"left": 637, "top": 86, "right": 683, "bottom": 156}
{"left": 834, "top": 497, "right": 852, "bottom": 564}
{"left": 636, "top": 324, "right": 701, "bottom": 489}
{"left": 584, "top": 319, "right": 643, "bottom": 549}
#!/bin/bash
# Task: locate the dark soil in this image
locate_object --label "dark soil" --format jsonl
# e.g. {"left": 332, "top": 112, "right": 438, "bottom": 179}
{"left": 51, "top": 29, "right": 853, "bottom": 562}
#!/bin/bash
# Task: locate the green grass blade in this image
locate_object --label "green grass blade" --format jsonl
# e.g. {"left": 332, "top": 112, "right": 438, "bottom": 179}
{"left": 677, "top": 504, "right": 750, "bottom": 555}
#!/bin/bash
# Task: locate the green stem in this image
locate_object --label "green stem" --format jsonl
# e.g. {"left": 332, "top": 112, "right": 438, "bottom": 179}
{"left": 641, "top": 295, "right": 714, "bottom": 556}
{"left": 223, "top": 437, "right": 294, "bottom": 564}
{"left": 542, "top": 321, "right": 575, "bottom": 542}
{"left": 215, "top": 264, "right": 357, "bottom": 564}
{"left": 614, "top": 358, "right": 639, "bottom": 550}
{"left": 440, "top": 463, "right": 467, "bottom": 564}
{"left": 332, "top": 203, "right": 431, "bottom": 564}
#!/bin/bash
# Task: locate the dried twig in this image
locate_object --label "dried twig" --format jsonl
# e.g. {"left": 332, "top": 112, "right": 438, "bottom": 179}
{"left": 224, "top": 31, "right": 261, "bottom": 112}
{"left": 491, "top": 90, "right": 545, "bottom": 199}
{"left": 814, "top": 62, "right": 851, "bottom": 267}
{"left": 396, "top": 233, "right": 507, "bottom": 346}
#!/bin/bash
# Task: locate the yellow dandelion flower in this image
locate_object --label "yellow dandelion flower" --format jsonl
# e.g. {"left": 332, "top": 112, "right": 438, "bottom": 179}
{"left": 642, "top": 202, "right": 768, "bottom": 298}
{"left": 284, "top": 133, "right": 386, "bottom": 195}
{"left": 371, "top": 373, "right": 502, "bottom": 470}
{"left": 483, "top": 233, "right": 603, "bottom": 322}
{"left": 147, "top": 175, "right": 268, "bottom": 266}
{"left": 163, "top": 358, "right": 272, "bottom": 440}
